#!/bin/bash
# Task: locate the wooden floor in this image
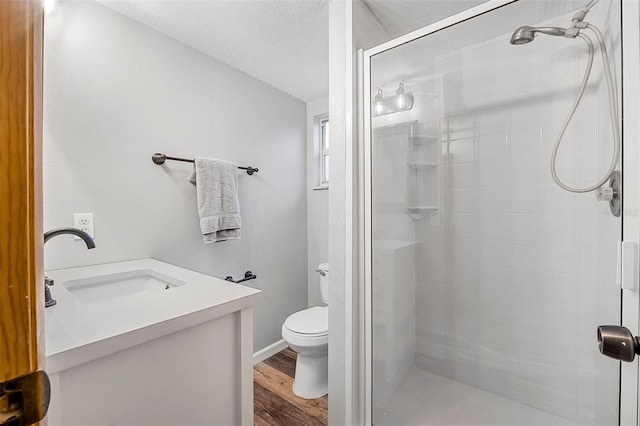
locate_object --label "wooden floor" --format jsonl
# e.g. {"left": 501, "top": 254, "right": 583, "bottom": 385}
{"left": 254, "top": 348, "right": 328, "bottom": 426}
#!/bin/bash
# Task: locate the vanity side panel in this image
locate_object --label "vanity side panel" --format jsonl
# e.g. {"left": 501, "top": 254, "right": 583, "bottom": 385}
{"left": 51, "top": 314, "right": 240, "bottom": 426}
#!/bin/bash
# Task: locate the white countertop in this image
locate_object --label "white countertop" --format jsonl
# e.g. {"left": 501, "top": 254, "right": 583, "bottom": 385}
{"left": 45, "top": 258, "right": 262, "bottom": 373}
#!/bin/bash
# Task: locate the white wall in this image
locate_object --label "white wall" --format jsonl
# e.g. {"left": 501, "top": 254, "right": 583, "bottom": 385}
{"left": 43, "top": 0, "right": 308, "bottom": 352}
{"left": 328, "top": 2, "right": 350, "bottom": 424}
{"left": 307, "top": 97, "right": 329, "bottom": 307}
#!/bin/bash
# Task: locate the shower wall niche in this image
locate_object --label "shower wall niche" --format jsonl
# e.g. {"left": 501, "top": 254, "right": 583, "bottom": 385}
{"left": 367, "top": 1, "right": 622, "bottom": 425}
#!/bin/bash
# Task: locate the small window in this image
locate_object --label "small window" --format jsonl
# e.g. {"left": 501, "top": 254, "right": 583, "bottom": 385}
{"left": 320, "top": 118, "right": 329, "bottom": 185}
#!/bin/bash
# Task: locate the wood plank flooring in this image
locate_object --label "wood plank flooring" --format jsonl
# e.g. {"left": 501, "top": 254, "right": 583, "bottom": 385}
{"left": 254, "top": 348, "right": 328, "bottom": 425}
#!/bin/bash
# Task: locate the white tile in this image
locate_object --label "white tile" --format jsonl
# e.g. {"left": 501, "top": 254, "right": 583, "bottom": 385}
{"left": 447, "top": 137, "right": 476, "bottom": 164}
{"left": 508, "top": 101, "right": 542, "bottom": 132}
{"left": 511, "top": 214, "right": 577, "bottom": 243}
{"left": 452, "top": 237, "right": 481, "bottom": 266}
{"left": 479, "top": 239, "right": 516, "bottom": 267}
{"left": 516, "top": 269, "right": 580, "bottom": 304}
{"left": 576, "top": 89, "right": 598, "bottom": 122}
{"left": 476, "top": 160, "right": 508, "bottom": 188}
{"left": 509, "top": 157, "right": 545, "bottom": 186}
{"left": 477, "top": 187, "right": 511, "bottom": 213}
{"left": 449, "top": 213, "right": 482, "bottom": 238}
{"left": 574, "top": 119, "right": 597, "bottom": 152}
{"left": 508, "top": 127, "right": 542, "bottom": 158}
{"left": 447, "top": 163, "right": 477, "bottom": 189}
{"left": 477, "top": 133, "right": 507, "bottom": 162}
{"left": 447, "top": 112, "right": 474, "bottom": 132}
{"left": 476, "top": 109, "right": 507, "bottom": 136}
{"left": 447, "top": 188, "right": 478, "bottom": 213}
{"left": 512, "top": 241, "right": 580, "bottom": 274}
{"left": 509, "top": 186, "right": 545, "bottom": 213}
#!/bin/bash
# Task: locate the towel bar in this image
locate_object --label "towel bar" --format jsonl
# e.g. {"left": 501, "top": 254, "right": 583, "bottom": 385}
{"left": 225, "top": 271, "right": 257, "bottom": 284}
{"left": 152, "top": 153, "right": 258, "bottom": 175}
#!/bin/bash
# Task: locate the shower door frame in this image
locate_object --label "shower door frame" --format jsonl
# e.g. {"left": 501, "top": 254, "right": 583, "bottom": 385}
{"left": 359, "top": 0, "right": 640, "bottom": 424}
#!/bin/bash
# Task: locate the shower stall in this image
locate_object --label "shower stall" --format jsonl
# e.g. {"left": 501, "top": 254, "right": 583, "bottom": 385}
{"left": 362, "top": 0, "right": 640, "bottom": 424}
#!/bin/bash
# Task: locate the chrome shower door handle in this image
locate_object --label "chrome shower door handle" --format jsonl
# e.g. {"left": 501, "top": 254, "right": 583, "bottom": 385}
{"left": 597, "top": 325, "right": 640, "bottom": 362}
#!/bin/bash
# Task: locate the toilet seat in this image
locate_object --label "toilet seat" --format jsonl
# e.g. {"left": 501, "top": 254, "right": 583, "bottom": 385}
{"left": 284, "top": 306, "right": 328, "bottom": 336}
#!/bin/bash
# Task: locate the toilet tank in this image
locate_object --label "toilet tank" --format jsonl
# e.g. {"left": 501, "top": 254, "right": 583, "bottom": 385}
{"left": 317, "top": 262, "right": 329, "bottom": 304}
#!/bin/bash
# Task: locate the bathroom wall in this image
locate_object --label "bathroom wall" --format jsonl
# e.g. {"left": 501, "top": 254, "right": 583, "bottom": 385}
{"left": 43, "top": 0, "right": 308, "bottom": 352}
{"left": 307, "top": 97, "right": 329, "bottom": 307}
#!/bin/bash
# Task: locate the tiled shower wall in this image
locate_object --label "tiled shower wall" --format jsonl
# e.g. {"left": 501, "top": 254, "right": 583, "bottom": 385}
{"left": 415, "top": 85, "right": 620, "bottom": 424}
{"left": 413, "top": 5, "right": 622, "bottom": 423}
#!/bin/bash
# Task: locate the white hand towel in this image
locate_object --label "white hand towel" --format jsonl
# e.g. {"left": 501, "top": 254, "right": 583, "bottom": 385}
{"left": 188, "top": 157, "right": 241, "bottom": 243}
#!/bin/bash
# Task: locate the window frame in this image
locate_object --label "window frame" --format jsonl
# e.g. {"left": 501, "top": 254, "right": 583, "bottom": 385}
{"left": 320, "top": 117, "right": 330, "bottom": 186}
{"left": 313, "top": 113, "right": 329, "bottom": 190}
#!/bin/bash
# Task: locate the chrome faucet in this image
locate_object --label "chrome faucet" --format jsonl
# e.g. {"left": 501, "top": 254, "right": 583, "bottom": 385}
{"left": 43, "top": 227, "right": 96, "bottom": 307}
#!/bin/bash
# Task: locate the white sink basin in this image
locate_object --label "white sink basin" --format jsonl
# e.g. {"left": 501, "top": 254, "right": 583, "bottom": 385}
{"left": 62, "top": 269, "right": 185, "bottom": 303}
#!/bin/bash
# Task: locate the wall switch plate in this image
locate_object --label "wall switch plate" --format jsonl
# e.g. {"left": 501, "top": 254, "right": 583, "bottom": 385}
{"left": 73, "top": 213, "right": 94, "bottom": 240}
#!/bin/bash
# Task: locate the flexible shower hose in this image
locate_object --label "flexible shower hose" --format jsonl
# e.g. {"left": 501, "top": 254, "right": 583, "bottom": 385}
{"left": 550, "top": 24, "right": 620, "bottom": 193}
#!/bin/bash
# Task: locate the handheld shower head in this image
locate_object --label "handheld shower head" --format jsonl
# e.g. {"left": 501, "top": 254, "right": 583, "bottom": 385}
{"left": 510, "top": 26, "right": 567, "bottom": 45}
{"left": 510, "top": 26, "right": 536, "bottom": 45}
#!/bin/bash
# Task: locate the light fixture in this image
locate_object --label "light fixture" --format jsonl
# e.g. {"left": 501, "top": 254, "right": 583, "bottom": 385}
{"left": 43, "top": 0, "right": 56, "bottom": 15}
{"left": 372, "top": 82, "right": 414, "bottom": 117}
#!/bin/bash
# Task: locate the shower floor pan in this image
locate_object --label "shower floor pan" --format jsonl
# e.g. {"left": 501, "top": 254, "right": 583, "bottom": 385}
{"left": 374, "top": 367, "right": 579, "bottom": 426}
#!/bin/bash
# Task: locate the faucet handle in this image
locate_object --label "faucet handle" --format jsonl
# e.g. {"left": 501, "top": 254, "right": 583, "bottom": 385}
{"left": 44, "top": 276, "right": 57, "bottom": 308}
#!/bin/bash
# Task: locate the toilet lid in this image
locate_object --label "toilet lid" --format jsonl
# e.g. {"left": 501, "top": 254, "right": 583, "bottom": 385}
{"left": 284, "top": 306, "right": 328, "bottom": 335}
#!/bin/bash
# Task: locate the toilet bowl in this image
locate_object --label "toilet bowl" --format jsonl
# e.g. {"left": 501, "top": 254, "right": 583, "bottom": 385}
{"left": 281, "top": 262, "right": 329, "bottom": 399}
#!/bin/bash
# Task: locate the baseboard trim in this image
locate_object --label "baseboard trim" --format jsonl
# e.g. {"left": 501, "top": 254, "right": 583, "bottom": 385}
{"left": 253, "top": 339, "right": 288, "bottom": 365}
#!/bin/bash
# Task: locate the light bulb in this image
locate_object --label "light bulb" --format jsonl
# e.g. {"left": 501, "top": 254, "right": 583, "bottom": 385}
{"left": 374, "top": 89, "right": 384, "bottom": 115}
{"left": 395, "top": 82, "right": 406, "bottom": 108}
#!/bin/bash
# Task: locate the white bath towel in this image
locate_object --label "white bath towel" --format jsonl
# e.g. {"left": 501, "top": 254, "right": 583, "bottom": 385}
{"left": 189, "top": 157, "right": 241, "bottom": 243}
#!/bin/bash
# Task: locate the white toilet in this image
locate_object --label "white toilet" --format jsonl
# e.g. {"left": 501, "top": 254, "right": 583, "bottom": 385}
{"left": 281, "top": 262, "right": 329, "bottom": 399}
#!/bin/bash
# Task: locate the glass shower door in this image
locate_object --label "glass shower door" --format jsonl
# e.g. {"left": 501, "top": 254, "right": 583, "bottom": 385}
{"left": 366, "top": 1, "right": 623, "bottom": 425}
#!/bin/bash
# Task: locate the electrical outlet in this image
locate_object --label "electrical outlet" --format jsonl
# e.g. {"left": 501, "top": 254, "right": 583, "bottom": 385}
{"left": 73, "top": 213, "right": 94, "bottom": 240}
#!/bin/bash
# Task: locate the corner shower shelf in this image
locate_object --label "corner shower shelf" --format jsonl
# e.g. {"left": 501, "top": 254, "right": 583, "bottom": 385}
{"left": 405, "top": 121, "right": 442, "bottom": 220}
{"left": 407, "top": 162, "right": 438, "bottom": 169}
{"left": 407, "top": 206, "right": 439, "bottom": 213}
{"left": 409, "top": 135, "right": 440, "bottom": 145}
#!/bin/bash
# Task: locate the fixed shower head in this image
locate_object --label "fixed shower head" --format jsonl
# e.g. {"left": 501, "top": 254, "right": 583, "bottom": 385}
{"left": 510, "top": 26, "right": 568, "bottom": 45}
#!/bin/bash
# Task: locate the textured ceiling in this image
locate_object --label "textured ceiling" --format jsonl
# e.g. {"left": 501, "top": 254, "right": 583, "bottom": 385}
{"left": 364, "top": 0, "right": 486, "bottom": 40}
{"left": 98, "top": 0, "right": 331, "bottom": 102}
{"left": 97, "top": 0, "right": 486, "bottom": 102}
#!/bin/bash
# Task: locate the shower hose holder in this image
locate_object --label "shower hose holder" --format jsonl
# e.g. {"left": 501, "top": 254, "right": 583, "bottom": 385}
{"left": 596, "top": 170, "right": 621, "bottom": 217}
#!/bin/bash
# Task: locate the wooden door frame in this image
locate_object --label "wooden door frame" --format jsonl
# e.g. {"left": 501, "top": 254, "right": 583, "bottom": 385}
{"left": 0, "top": 0, "right": 44, "bottom": 392}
